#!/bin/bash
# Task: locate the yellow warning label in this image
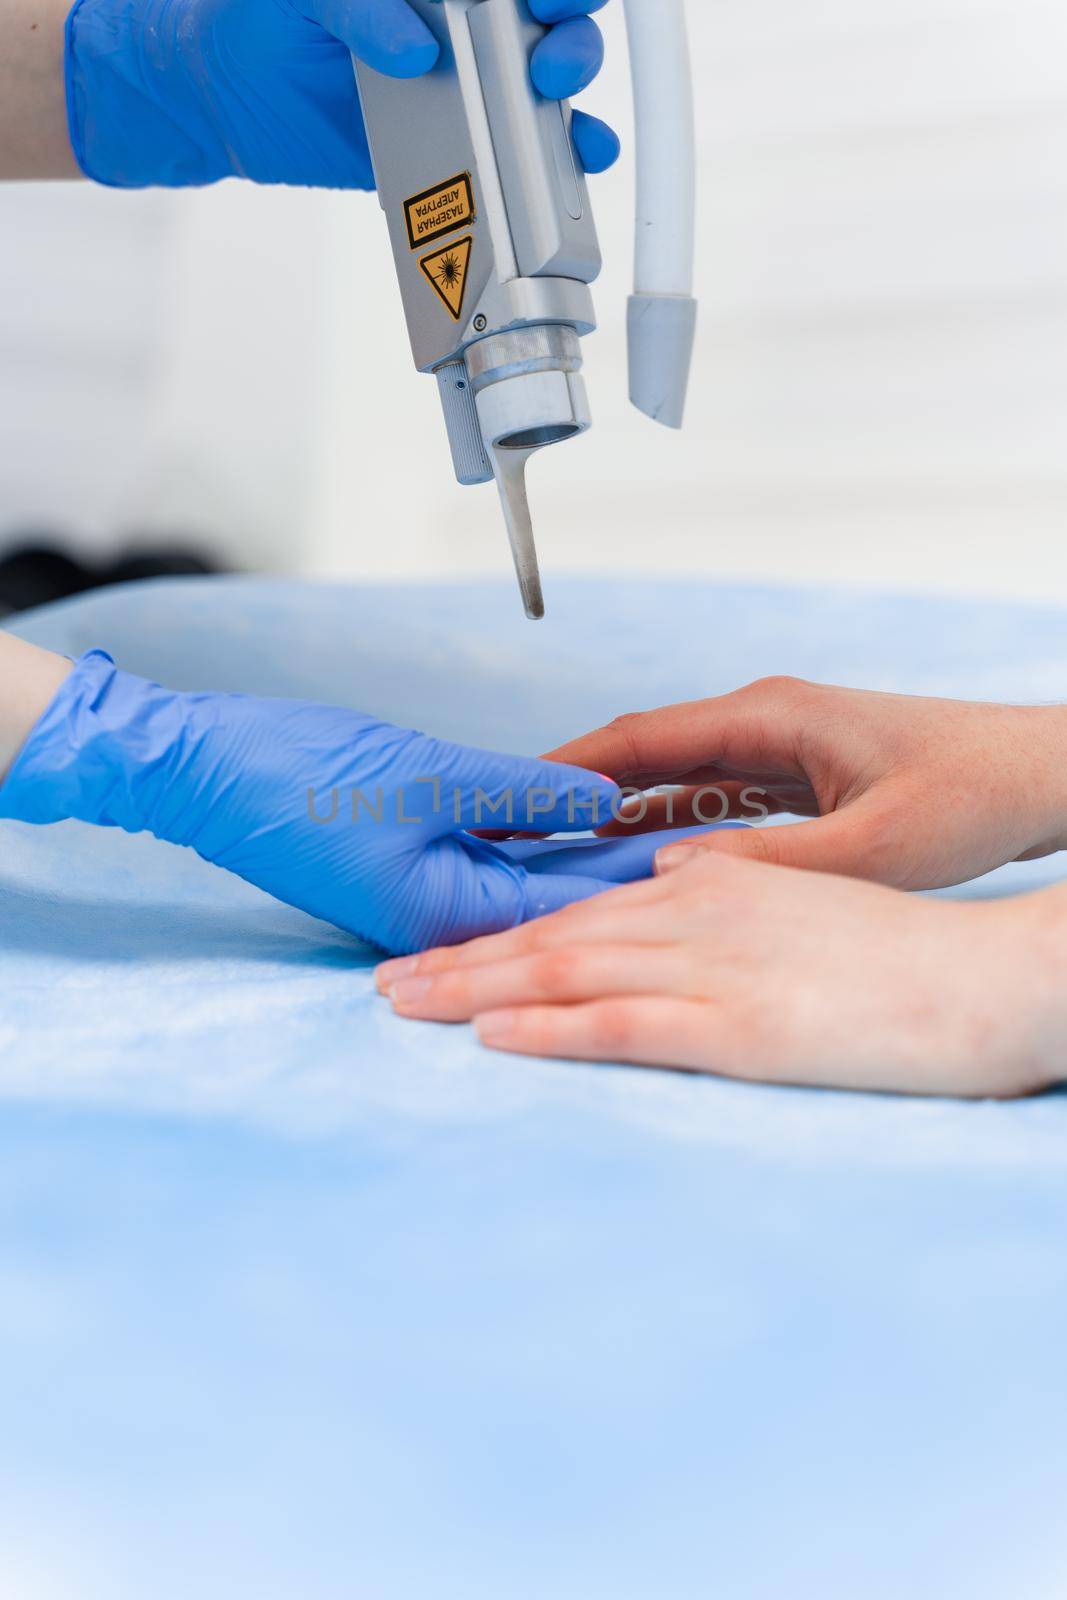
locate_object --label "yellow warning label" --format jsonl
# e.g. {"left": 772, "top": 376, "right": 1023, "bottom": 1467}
{"left": 404, "top": 173, "right": 475, "bottom": 250}
{"left": 419, "top": 237, "right": 473, "bottom": 322}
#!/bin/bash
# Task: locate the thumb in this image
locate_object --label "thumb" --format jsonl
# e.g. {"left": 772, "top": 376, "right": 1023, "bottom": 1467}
{"left": 500, "top": 825, "right": 748, "bottom": 885}
{"left": 480, "top": 827, "right": 752, "bottom": 931}
{"left": 309, "top": 0, "right": 439, "bottom": 77}
{"left": 655, "top": 811, "right": 882, "bottom": 881}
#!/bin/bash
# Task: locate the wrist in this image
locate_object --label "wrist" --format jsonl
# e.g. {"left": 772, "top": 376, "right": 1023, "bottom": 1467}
{"left": 0, "top": 650, "right": 195, "bottom": 837}
{"left": 0, "top": 0, "right": 79, "bottom": 179}
{"left": 64, "top": 0, "right": 375, "bottom": 191}
{"left": 1015, "top": 705, "right": 1067, "bottom": 857}
{"left": 990, "top": 886, "right": 1067, "bottom": 1088}
{"left": 0, "top": 636, "right": 73, "bottom": 783}
{"left": 65, "top": 0, "right": 229, "bottom": 186}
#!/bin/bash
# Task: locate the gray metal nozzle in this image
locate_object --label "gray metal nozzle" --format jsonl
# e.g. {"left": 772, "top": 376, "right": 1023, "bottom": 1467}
{"left": 487, "top": 447, "right": 544, "bottom": 621}
{"left": 461, "top": 324, "right": 590, "bottom": 621}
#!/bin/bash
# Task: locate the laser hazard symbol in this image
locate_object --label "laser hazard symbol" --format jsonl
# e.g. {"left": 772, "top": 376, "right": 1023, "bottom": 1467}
{"left": 419, "top": 236, "right": 473, "bottom": 322}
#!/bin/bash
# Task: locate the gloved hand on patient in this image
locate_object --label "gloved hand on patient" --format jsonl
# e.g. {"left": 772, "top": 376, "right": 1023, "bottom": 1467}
{"left": 0, "top": 648, "right": 698, "bottom": 956}
{"left": 378, "top": 677, "right": 1067, "bottom": 1099}
{"left": 65, "top": 0, "right": 619, "bottom": 188}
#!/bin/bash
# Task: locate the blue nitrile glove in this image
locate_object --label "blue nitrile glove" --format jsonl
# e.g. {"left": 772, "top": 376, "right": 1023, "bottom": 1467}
{"left": 65, "top": 0, "right": 620, "bottom": 189}
{"left": 0, "top": 650, "right": 681, "bottom": 956}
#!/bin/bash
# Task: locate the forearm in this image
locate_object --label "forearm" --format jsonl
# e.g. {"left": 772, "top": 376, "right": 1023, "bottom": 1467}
{"left": 0, "top": 0, "right": 79, "bottom": 178}
{"left": 987, "top": 879, "right": 1067, "bottom": 1089}
{"left": 0, "top": 632, "right": 72, "bottom": 780}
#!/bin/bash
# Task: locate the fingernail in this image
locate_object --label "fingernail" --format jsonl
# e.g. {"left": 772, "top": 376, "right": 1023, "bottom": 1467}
{"left": 475, "top": 1010, "right": 518, "bottom": 1046}
{"left": 390, "top": 976, "right": 434, "bottom": 1009}
{"left": 376, "top": 955, "right": 420, "bottom": 993}
{"left": 656, "top": 844, "right": 699, "bottom": 875}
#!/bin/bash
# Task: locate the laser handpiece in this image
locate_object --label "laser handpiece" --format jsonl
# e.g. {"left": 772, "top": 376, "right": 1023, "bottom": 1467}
{"left": 352, "top": 0, "right": 697, "bottom": 620}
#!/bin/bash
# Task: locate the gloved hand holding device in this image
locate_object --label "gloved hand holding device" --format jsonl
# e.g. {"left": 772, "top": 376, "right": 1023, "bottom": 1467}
{"left": 0, "top": 646, "right": 678, "bottom": 956}
{"left": 64, "top": 0, "right": 620, "bottom": 188}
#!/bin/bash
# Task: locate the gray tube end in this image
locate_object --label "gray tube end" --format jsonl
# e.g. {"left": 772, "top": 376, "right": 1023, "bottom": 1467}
{"left": 627, "top": 294, "right": 698, "bottom": 430}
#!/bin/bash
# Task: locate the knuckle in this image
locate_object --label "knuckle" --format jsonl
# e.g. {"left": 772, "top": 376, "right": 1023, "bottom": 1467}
{"left": 588, "top": 1000, "right": 637, "bottom": 1056}
{"left": 742, "top": 827, "right": 785, "bottom": 867}
{"left": 604, "top": 711, "right": 645, "bottom": 771}
{"left": 525, "top": 908, "right": 577, "bottom": 951}
{"left": 544, "top": 899, "right": 585, "bottom": 933}
{"left": 532, "top": 949, "right": 578, "bottom": 996}
{"left": 437, "top": 971, "right": 473, "bottom": 1008}
{"left": 743, "top": 674, "right": 814, "bottom": 704}
{"left": 416, "top": 948, "right": 456, "bottom": 976}
{"left": 839, "top": 797, "right": 910, "bottom": 881}
{"left": 525, "top": 919, "right": 558, "bottom": 953}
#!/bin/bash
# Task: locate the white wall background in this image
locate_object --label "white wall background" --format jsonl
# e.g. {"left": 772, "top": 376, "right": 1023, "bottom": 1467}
{"left": 1, "top": 0, "right": 1066, "bottom": 598}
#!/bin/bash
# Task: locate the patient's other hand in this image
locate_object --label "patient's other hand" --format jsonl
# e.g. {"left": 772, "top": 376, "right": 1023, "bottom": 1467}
{"left": 544, "top": 680, "right": 1067, "bottom": 891}
{"left": 378, "top": 850, "right": 1064, "bottom": 1099}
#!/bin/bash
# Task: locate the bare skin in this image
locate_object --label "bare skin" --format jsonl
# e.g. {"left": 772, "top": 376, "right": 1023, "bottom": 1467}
{"left": 377, "top": 680, "right": 1067, "bottom": 1097}
{"left": 0, "top": 0, "right": 80, "bottom": 178}
{"left": 0, "top": 633, "right": 72, "bottom": 778}
{"left": 377, "top": 849, "right": 1067, "bottom": 1099}
{"left": 551, "top": 678, "right": 1067, "bottom": 889}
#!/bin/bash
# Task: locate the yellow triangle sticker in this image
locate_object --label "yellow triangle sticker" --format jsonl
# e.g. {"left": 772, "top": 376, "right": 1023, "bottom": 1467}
{"left": 419, "top": 236, "right": 473, "bottom": 322}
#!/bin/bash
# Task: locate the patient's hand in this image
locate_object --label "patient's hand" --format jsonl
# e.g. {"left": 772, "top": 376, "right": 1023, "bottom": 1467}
{"left": 377, "top": 851, "right": 1065, "bottom": 1099}
{"left": 544, "top": 679, "right": 1067, "bottom": 891}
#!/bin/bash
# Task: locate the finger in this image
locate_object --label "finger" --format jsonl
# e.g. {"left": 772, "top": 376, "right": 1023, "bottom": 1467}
{"left": 474, "top": 998, "right": 717, "bottom": 1070}
{"left": 311, "top": 0, "right": 439, "bottom": 77}
{"left": 498, "top": 824, "right": 730, "bottom": 884}
{"left": 519, "top": 866, "right": 626, "bottom": 921}
{"left": 419, "top": 828, "right": 682, "bottom": 952}
{"left": 596, "top": 785, "right": 796, "bottom": 836}
{"left": 545, "top": 684, "right": 819, "bottom": 787}
{"left": 377, "top": 871, "right": 676, "bottom": 990}
{"left": 484, "top": 855, "right": 686, "bottom": 947}
{"left": 529, "top": 0, "right": 610, "bottom": 21}
{"left": 655, "top": 808, "right": 887, "bottom": 881}
{"left": 417, "top": 740, "right": 617, "bottom": 837}
{"left": 571, "top": 110, "right": 620, "bottom": 174}
{"left": 531, "top": 16, "right": 604, "bottom": 100}
{"left": 397, "top": 847, "right": 616, "bottom": 956}
{"left": 475, "top": 998, "right": 974, "bottom": 1094}
{"left": 390, "top": 945, "right": 688, "bottom": 1023}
